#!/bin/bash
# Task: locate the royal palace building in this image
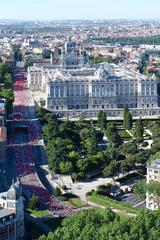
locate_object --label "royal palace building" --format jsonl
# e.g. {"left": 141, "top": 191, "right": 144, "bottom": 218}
{"left": 27, "top": 39, "right": 159, "bottom": 119}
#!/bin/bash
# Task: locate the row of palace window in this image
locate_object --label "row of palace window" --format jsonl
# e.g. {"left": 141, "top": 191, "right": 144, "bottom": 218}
{"left": 50, "top": 105, "right": 118, "bottom": 110}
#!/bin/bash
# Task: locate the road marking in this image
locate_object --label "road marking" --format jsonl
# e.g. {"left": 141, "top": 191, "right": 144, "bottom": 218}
{"left": 133, "top": 200, "right": 145, "bottom": 207}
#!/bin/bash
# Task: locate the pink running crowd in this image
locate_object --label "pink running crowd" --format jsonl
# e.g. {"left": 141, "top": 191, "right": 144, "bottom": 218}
{"left": 8, "top": 73, "right": 76, "bottom": 217}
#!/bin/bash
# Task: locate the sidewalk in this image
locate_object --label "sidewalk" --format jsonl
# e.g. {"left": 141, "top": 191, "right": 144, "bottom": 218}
{"left": 87, "top": 200, "right": 136, "bottom": 217}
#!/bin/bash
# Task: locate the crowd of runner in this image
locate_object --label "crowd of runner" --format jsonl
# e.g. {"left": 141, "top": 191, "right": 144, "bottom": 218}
{"left": 8, "top": 73, "right": 76, "bottom": 217}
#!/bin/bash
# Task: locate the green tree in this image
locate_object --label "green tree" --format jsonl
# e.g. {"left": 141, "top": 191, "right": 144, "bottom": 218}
{"left": 106, "top": 123, "right": 122, "bottom": 146}
{"left": 120, "top": 161, "right": 130, "bottom": 175}
{"left": 4, "top": 73, "right": 12, "bottom": 88}
{"left": 80, "top": 128, "right": 90, "bottom": 141}
{"left": 139, "top": 52, "right": 149, "bottom": 73}
{"left": 134, "top": 118, "right": 144, "bottom": 143}
{"left": 81, "top": 127, "right": 98, "bottom": 156}
{"left": 42, "top": 116, "right": 59, "bottom": 142}
{"left": 90, "top": 54, "right": 115, "bottom": 64}
{"left": 83, "top": 138, "right": 98, "bottom": 156}
{"left": 46, "top": 138, "right": 67, "bottom": 173}
{"left": 132, "top": 180, "right": 146, "bottom": 199}
{"left": 103, "top": 160, "right": 118, "bottom": 176}
{"left": 0, "top": 88, "right": 14, "bottom": 115}
{"left": 0, "top": 63, "right": 11, "bottom": 81}
{"left": 76, "top": 159, "right": 89, "bottom": 173}
{"left": 121, "top": 142, "right": 138, "bottom": 157}
{"left": 59, "top": 120, "right": 79, "bottom": 144}
{"left": 96, "top": 183, "right": 112, "bottom": 196}
{"left": 15, "top": 48, "right": 23, "bottom": 61}
{"left": 59, "top": 161, "right": 73, "bottom": 174}
{"left": 68, "top": 151, "right": 79, "bottom": 164}
{"left": 36, "top": 107, "right": 50, "bottom": 120}
{"left": 71, "top": 172, "right": 78, "bottom": 182}
{"left": 123, "top": 107, "right": 133, "bottom": 130}
{"left": 54, "top": 187, "right": 62, "bottom": 197}
{"left": 42, "top": 49, "right": 51, "bottom": 59}
{"left": 28, "top": 194, "right": 40, "bottom": 210}
{"left": 146, "top": 181, "right": 160, "bottom": 208}
{"left": 0, "top": 63, "right": 13, "bottom": 114}
{"left": 104, "top": 143, "right": 119, "bottom": 161}
{"left": 25, "top": 59, "right": 33, "bottom": 69}
{"left": 97, "top": 110, "right": 107, "bottom": 130}
{"left": 39, "top": 208, "right": 160, "bottom": 240}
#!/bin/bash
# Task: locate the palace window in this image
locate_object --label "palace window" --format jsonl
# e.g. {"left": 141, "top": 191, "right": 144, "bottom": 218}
{"left": 60, "top": 86, "right": 64, "bottom": 97}
{"left": 146, "top": 84, "right": 150, "bottom": 95}
{"left": 55, "top": 86, "right": 59, "bottom": 97}
{"left": 151, "top": 84, "right": 154, "bottom": 95}
{"left": 71, "top": 85, "right": 74, "bottom": 96}
{"left": 142, "top": 84, "right": 145, "bottom": 95}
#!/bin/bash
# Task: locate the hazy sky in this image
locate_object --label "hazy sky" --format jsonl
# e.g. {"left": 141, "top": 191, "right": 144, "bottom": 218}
{"left": 0, "top": 0, "right": 159, "bottom": 20}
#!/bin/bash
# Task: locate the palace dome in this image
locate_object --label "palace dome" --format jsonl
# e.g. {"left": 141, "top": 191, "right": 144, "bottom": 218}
{"left": 7, "top": 181, "right": 21, "bottom": 201}
{"left": 95, "top": 65, "right": 109, "bottom": 80}
{"left": 64, "top": 37, "right": 76, "bottom": 54}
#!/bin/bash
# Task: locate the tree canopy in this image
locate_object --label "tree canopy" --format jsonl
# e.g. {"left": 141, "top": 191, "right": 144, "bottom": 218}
{"left": 15, "top": 48, "right": 23, "bottom": 61}
{"left": 105, "top": 123, "right": 122, "bottom": 146}
{"left": 123, "top": 107, "right": 133, "bottom": 130}
{"left": 39, "top": 208, "right": 160, "bottom": 240}
{"left": 146, "top": 181, "right": 160, "bottom": 208}
{"left": 0, "top": 62, "right": 13, "bottom": 114}
{"left": 43, "top": 116, "right": 102, "bottom": 177}
{"left": 134, "top": 118, "right": 144, "bottom": 143}
{"left": 28, "top": 194, "right": 40, "bottom": 210}
{"left": 97, "top": 110, "right": 107, "bottom": 130}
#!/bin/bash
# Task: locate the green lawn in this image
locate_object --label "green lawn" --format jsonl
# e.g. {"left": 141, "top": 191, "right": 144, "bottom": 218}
{"left": 26, "top": 208, "right": 52, "bottom": 218}
{"left": 118, "top": 129, "right": 132, "bottom": 139}
{"left": 128, "top": 129, "right": 135, "bottom": 136}
{"left": 88, "top": 194, "right": 139, "bottom": 214}
{"left": 64, "top": 198, "right": 87, "bottom": 208}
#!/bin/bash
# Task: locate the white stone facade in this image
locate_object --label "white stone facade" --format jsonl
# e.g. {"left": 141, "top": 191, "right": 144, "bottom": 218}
{"left": 0, "top": 182, "right": 24, "bottom": 239}
{"left": 27, "top": 39, "right": 159, "bottom": 119}
{"left": 146, "top": 159, "right": 160, "bottom": 210}
{"left": 28, "top": 63, "right": 159, "bottom": 119}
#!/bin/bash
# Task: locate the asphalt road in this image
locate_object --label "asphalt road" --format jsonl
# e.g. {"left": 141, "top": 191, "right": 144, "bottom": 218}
{"left": 120, "top": 193, "right": 146, "bottom": 209}
{"left": 2, "top": 146, "right": 17, "bottom": 192}
{"left": 5, "top": 72, "right": 47, "bottom": 193}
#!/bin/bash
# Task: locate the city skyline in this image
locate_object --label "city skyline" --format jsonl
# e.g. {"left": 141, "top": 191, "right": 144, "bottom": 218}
{"left": 0, "top": 0, "right": 160, "bottom": 21}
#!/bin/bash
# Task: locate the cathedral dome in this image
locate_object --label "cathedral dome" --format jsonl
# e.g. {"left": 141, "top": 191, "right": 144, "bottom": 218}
{"left": 64, "top": 37, "right": 76, "bottom": 54}
{"left": 95, "top": 65, "right": 109, "bottom": 80}
{"left": 7, "top": 181, "right": 21, "bottom": 201}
